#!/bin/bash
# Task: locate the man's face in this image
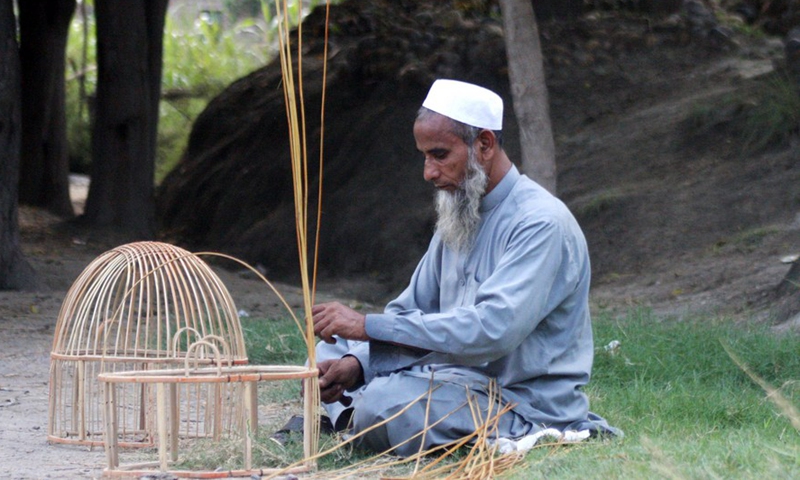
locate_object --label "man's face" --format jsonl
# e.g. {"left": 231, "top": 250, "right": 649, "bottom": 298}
{"left": 414, "top": 114, "right": 472, "bottom": 190}
{"left": 414, "top": 113, "right": 488, "bottom": 251}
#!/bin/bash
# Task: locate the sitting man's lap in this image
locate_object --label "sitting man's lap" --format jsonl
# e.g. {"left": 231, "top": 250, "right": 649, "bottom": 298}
{"left": 318, "top": 338, "right": 531, "bottom": 457}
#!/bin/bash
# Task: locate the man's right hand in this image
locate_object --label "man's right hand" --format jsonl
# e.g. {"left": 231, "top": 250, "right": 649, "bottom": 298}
{"left": 317, "top": 356, "right": 363, "bottom": 404}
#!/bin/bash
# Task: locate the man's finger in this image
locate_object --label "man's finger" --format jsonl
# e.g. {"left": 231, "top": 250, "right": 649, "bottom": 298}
{"left": 318, "top": 325, "right": 336, "bottom": 344}
{"left": 320, "top": 383, "right": 343, "bottom": 404}
{"left": 317, "top": 360, "right": 331, "bottom": 374}
{"left": 311, "top": 302, "right": 331, "bottom": 315}
{"left": 318, "top": 365, "right": 331, "bottom": 389}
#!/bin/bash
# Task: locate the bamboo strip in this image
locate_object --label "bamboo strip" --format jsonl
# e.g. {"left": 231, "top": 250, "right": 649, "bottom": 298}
{"left": 103, "top": 465, "right": 311, "bottom": 479}
{"left": 50, "top": 352, "right": 248, "bottom": 363}
{"left": 248, "top": 381, "right": 258, "bottom": 437}
{"left": 213, "top": 383, "right": 222, "bottom": 441}
{"left": 103, "top": 381, "right": 118, "bottom": 469}
{"left": 194, "top": 252, "right": 306, "bottom": 344}
{"left": 194, "top": 381, "right": 202, "bottom": 439}
{"left": 244, "top": 381, "right": 254, "bottom": 471}
{"left": 74, "top": 360, "right": 84, "bottom": 440}
{"left": 99, "top": 365, "right": 318, "bottom": 384}
{"left": 156, "top": 383, "right": 168, "bottom": 470}
{"left": 169, "top": 384, "right": 179, "bottom": 462}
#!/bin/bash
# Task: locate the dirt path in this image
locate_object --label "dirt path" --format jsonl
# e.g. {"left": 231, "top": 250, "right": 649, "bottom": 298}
{"left": 0, "top": 292, "right": 107, "bottom": 479}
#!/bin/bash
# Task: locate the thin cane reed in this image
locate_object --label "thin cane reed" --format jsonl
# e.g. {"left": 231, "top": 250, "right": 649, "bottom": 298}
{"left": 274, "top": 0, "right": 332, "bottom": 464}
{"left": 259, "top": 378, "right": 530, "bottom": 480}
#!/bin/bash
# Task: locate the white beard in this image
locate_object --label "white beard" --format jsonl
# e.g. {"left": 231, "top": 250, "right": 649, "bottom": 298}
{"left": 434, "top": 148, "right": 488, "bottom": 252}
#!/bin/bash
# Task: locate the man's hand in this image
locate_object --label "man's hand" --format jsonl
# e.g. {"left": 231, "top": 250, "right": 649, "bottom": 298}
{"left": 312, "top": 302, "right": 368, "bottom": 344}
{"left": 317, "top": 356, "right": 363, "bottom": 404}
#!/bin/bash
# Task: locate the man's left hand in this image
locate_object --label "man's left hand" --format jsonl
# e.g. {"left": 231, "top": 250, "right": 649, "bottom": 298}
{"left": 317, "top": 357, "right": 362, "bottom": 404}
{"left": 312, "top": 302, "right": 368, "bottom": 344}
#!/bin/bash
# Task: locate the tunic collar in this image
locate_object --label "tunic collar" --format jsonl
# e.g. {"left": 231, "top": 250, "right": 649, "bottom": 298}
{"left": 480, "top": 164, "right": 519, "bottom": 212}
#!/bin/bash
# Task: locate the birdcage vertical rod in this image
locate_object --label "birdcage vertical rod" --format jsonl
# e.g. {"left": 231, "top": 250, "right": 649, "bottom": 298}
{"left": 156, "top": 382, "right": 168, "bottom": 470}
{"left": 244, "top": 381, "right": 254, "bottom": 470}
{"left": 170, "top": 383, "right": 179, "bottom": 461}
{"left": 77, "top": 360, "right": 86, "bottom": 441}
{"left": 104, "top": 381, "right": 119, "bottom": 470}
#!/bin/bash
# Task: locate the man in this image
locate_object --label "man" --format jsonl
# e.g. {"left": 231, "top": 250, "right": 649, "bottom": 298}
{"left": 310, "top": 79, "right": 617, "bottom": 456}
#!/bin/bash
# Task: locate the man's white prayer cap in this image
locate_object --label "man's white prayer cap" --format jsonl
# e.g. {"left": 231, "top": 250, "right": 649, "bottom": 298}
{"left": 421, "top": 79, "right": 503, "bottom": 130}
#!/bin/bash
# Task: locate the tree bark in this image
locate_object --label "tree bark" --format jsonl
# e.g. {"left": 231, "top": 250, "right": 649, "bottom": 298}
{"left": 17, "top": 0, "right": 76, "bottom": 217}
{"left": 82, "top": 0, "right": 168, "bottom": 239}
{"left": 532, "top": 0, "right": 583, "bottom": 21}
{"left": 0, "top": 0, "right": 40, "bottom": 290}
{"left": 500, "top": 0, "right": 557, "bottom": 195}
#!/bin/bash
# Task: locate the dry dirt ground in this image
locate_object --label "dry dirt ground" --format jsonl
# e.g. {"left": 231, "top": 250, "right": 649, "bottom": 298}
{"left": 2, "top": 17, "right": 800, "bottom": 480}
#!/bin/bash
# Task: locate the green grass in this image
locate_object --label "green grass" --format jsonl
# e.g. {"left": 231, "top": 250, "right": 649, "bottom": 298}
{"left": 505, "top": 308, "right": 800, "bottom": 479}
{"left": 241, "top": 315, "right": 308, "bottom": 366}
{"left": 219, "top": 309, "right": 800, "bottom": 478}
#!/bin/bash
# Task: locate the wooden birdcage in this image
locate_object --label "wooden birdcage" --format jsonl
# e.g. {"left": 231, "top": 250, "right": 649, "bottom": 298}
{"left": 47, "top": 241, "right": 249, "bottom": 448}
{"left": 99, "top": 343, "right": 319, "bottom": 478}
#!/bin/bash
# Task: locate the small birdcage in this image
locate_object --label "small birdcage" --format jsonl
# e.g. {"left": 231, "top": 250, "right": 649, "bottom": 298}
{"left": 47, "top": 241, "right": 249, "bottom": 447}
{"left": 99, "top": 344, "right": 319, "bottom": 477}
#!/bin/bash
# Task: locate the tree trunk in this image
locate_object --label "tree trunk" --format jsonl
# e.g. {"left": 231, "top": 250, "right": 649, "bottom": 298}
{"left": 532, "top": 0, "right": 583, "bottom": 21}
{"left": 0, "top": 0, "right": 39, "bottom": 291}
{"left": 17, "top": 0, "right": 76, "bottom": 218}
{"left": 500, "top": 0, "right": 557, "bottom": 195}
{"left": 82, "top": 0, "right": 168, "bottom": 239}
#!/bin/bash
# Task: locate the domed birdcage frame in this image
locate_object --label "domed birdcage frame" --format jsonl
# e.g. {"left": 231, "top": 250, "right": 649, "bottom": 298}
{"left": 48, "top": 241, "right": 250, "bottom": 448}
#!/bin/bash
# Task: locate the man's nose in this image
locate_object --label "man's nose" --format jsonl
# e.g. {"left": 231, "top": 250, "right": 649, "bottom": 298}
{"left": 423, "top": 159, "right": 439, "bottom": 182}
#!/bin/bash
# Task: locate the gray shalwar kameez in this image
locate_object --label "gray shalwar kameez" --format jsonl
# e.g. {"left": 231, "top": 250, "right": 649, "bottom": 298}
{"left": 317, "top": 165, "right": 617, "bottom": 456}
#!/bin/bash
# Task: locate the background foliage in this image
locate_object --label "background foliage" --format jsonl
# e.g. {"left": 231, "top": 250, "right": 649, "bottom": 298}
{"left": 64, "top": 0, "right": 338, "bottom": 183}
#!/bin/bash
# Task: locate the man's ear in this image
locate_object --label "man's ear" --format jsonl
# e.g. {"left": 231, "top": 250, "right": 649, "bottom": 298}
{"left": 476, "top": 130, "right": 496, "bottom": 156}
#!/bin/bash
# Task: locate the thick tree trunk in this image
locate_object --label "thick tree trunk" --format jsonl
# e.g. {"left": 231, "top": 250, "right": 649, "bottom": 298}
{"left": 0, "top": 0, "right": 39, "bottom": 290}
{"left": 17, "top": 0, "right": 76, "bottom": 217}
{"left": 532, "top": 0, "right": 583, "bottom": 21}
{"left": 82, "top": 0, "right": 168, "bottom": 239}
{"left": 500, "top": 0, "right": 557, "bottom": 195}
